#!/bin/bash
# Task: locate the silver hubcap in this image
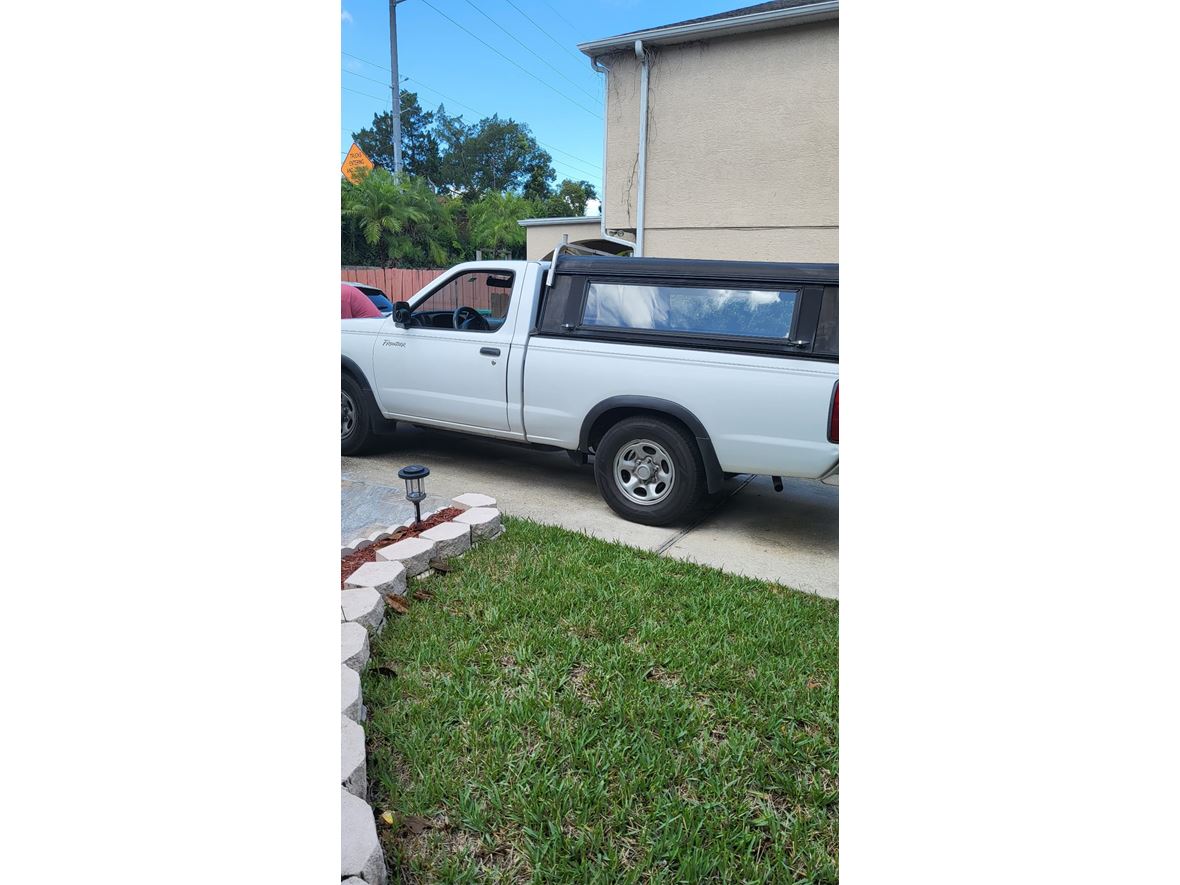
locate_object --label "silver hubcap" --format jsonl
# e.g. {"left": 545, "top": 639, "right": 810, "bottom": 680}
{"left": 341, "top": 391, "right": 356, "bottom": 439}
{"left": 613, "top": 439, "right": 674, "bottom": 505}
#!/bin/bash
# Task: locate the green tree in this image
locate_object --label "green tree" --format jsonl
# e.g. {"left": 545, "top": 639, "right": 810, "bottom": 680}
{"left": 341, "top": 168, "right": 457, "bottom": 267}
{"left": 353, "top": 103, "right": 558, "bottom": 202}
{"left": 342, "top": 177, "right": 380, "bottom": 266}
{"left": 351, "top": 91, "right": 441, "bottom": 184}
{"left": 467, "top": 115, "right": 554, "bottom": 199}
{"left": 431, "top": 107, "right": 478, "bottom": 197}
{"left": 539, "top": 179, "right": 598, "bottom": 217}
{"left": 344, "top": 99, "right": 577, "bottom": 265}
{"left": 468, "top": 191, "right": 534, "bottom": 259}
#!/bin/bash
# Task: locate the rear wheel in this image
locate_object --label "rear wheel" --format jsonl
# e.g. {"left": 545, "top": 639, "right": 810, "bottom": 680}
{"left": 341, "top": 374, "right": 378, "bottom": 455}
{"left": 593, "top": 416, "right": 706, "bottom": 526}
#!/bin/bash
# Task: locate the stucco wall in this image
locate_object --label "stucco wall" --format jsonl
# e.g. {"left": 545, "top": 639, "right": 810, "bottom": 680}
{"left": 523, "top": 220, "right": 604, "bottom": 260}
{"left": 601, "top": 21, "right": 838, "bottom": 262}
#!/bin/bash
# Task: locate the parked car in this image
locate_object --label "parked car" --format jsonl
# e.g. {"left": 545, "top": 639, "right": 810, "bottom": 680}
{"left": 341, "top": 253, "right": 838, "bottom": 526}
{"left": 342, "top": 281, "right": 393, "bottom": 316}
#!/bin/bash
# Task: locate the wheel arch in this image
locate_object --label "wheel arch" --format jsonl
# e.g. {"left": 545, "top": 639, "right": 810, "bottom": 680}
{"left": 341, "top": 356, "right": 370, "bottom": 390}
{"left": 578, "top": 396, "right": 725, "bottom": 494}
{"left": 341, "top": 356, "right": 396, "bottom": 435}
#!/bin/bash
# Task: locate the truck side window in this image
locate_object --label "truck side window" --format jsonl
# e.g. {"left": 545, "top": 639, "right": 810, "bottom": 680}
{"left": 582, "top": 283, "right": 798, "bottom": 340}
{"left": 813, "top": 288, "right": 838, "bottom": 355}
{"left": 412, "top": 271, "right": 514, "bottom": 332}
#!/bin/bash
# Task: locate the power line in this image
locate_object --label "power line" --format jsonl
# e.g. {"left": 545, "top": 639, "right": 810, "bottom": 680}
{"left": 536, "top": 0, "right": 583, "bottom": 39}
{"left": 551, "top": 165, "right": 601, "bottom": 186}
{"left": 343, "top": 52, "right": 601, "bottom": 173}
{"left": 342, "top": 72, "right": 415, "bottom": 116}
{"left": 342, "top": 84, "right": 393, "bottom": 105}
{"left": 416, "top": 0, "right": 601, "bottom": 118}
{"left": 458, "top": 0, "right": 598, "bottom": 102}
{"left": 343, "top": 51, "right": 391, "bottom": 70}
{"left": 343, "top": 51, "right": 392, "bottom": 69}
{"left": 503, "top": 0, "right": 591, "bottom": 68}
{"left": 398, "top": 77, "right": 479, "bottom": 115}
{"left": 342, "top": 67, "right": 397, "bottom": 91}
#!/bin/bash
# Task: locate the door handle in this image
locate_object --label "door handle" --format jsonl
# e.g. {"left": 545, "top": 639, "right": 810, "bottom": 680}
{"left": 480, "top": 347, "right": 501, "bottom": 357}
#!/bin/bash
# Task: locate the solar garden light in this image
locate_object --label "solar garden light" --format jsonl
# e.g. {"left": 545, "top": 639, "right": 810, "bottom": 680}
{"left": 398, "top": 464, "right": 430, "bottom": 525}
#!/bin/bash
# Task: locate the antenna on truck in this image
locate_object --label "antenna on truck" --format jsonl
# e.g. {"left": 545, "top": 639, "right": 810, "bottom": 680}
{"left": 546, "top": 234, "right": 569, "bottom": 288}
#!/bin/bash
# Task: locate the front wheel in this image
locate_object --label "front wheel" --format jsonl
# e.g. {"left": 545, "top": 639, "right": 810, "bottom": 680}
{"left": 593, "top": 416, "right": 707, "bottom": 526}
{"left": 341, "top": 374, "right": 378, "bottom": 455}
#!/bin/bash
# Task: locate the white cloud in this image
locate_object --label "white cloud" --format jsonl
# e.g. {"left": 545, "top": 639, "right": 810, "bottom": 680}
{"left": 341, "top": 9, "right": 353, "bottom": 24}
{"left": 707, "top": 289, "right": 784, "bottom": 309}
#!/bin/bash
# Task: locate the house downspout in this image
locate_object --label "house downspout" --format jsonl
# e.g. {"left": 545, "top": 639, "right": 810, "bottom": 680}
{"left": 633, "top": 39, "right": 649, "bottom": 257}
{"left": 591, "top": 55, "right": 611, "bottom": 243}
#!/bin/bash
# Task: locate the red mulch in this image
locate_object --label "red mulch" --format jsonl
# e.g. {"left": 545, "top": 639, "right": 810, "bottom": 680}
{"left": 341, "top": 507, "right": 464, "bottom": 588}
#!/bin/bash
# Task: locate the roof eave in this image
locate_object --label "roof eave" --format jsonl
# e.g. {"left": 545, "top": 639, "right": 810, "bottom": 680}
{"left": 518, "top": 216, "right": 604, "bottom": 227}
{"left": 577, "top": 1, "right": 838, "bottom": 56}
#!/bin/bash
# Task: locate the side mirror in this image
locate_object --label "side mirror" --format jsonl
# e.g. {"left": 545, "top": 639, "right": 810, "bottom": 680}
{"left": 393, "top": 302, "right": 411, "bottom": 327}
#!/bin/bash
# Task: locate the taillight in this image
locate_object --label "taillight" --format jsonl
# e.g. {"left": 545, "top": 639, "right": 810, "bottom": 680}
{"left": 828, "top": 382, "right": 839, "bottom": 443}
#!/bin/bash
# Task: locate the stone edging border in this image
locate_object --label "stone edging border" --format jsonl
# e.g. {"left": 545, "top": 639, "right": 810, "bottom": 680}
{"left": 340, "top": 492, "right": 503, "bottom": 885}
{"left": 341, "top": 492, "right": 498, "bottom": 558}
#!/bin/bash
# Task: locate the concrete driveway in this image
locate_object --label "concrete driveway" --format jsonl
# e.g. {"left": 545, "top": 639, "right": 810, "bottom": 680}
{"left": 342, "top": 426, "right": 838, "bottom": 598}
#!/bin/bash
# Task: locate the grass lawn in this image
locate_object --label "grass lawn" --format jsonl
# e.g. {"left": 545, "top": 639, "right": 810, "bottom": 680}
{"left": 362, "top": 517, "right": 838, "bottom": 884}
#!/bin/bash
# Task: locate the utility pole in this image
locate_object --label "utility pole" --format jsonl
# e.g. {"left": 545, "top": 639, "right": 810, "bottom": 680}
{"left": 389, "top": 0, "right": 405, "bottom": 174}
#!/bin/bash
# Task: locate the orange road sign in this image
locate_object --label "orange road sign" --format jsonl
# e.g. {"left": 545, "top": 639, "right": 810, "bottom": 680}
{"left": 341, "top": 143, "right": 374, "bottom": 184}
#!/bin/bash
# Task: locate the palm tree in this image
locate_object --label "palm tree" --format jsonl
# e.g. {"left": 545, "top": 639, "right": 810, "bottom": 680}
{"left": 469, "top": 191, "right": 533, "bottom": 259}
{"left": 342, "top": 169, "right": 424, "bottom": 252}
{"left": 342, "top": 169, "right": 456, "bottom": 267}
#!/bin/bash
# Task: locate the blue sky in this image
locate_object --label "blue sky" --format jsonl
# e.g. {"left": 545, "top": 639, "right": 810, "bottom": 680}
{"left": 342, "top": 0, "right": 736, "bottom": 210}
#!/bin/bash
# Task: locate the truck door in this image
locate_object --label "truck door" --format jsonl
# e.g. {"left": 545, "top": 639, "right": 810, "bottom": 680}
{"left": 371, "top": 268, "right": 519, "bottom": 432}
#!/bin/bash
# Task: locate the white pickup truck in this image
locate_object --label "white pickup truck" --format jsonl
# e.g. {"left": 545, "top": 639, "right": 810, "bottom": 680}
{"left": 342, "top": 252, "right": 838, "bottom": 526}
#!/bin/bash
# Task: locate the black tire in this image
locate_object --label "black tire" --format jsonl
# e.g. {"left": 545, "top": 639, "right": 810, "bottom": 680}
{"left": 593, "top": 415, "right": 707, "bottom": 526}
{"left": 341, "top": 373, "right": 378, "bottom": 455}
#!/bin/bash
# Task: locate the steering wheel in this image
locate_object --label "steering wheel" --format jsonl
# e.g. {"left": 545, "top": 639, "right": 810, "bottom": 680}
{"left": 453, "top": 305, "right": 491, "bottom": 332}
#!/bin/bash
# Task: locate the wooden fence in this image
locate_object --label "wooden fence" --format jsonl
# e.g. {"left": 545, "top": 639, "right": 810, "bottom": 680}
{"left": 341, "top": 267, "right": 446, "bottom": 302}
{"left": 341, "top": 266, "right": 502, "bottom": 312}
